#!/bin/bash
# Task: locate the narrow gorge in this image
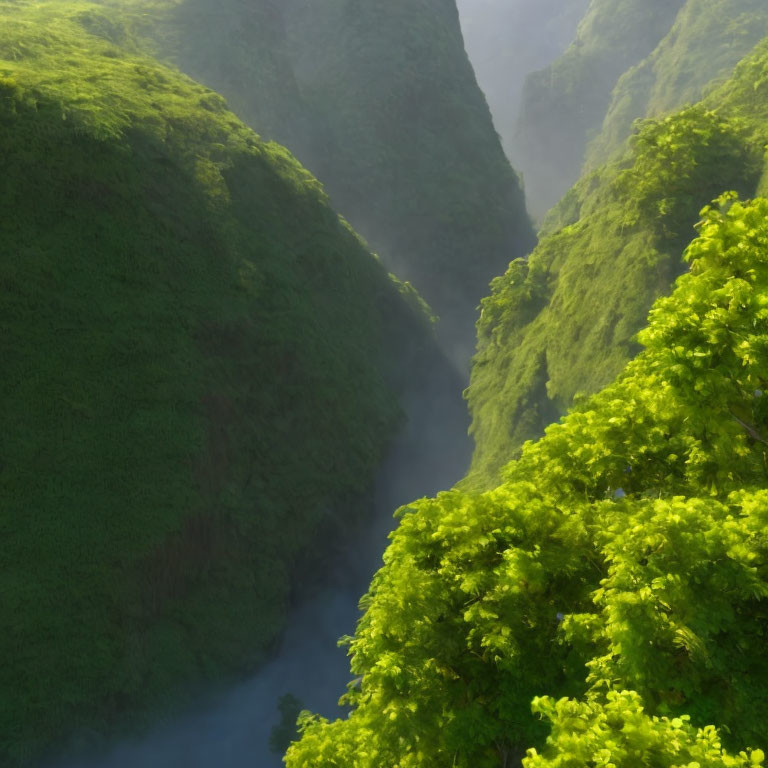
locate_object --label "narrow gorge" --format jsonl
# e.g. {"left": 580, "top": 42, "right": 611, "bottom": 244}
{"left": 3, "top": 1, "right": 768, "bottom": 767}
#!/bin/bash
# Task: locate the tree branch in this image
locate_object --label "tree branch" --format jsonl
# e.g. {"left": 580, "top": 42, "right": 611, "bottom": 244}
{"left": 730, "top": 411, "right": 768, "bottom": 444}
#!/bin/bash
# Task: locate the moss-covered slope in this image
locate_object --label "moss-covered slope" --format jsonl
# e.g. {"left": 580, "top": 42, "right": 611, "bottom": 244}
{"left": 0, "top": 2, "right": 444, "bottom": 763}
{"left": 586, "top": 0, "right": 768, "bottom": 168}
{"left": 514, "top": 0, "right": 685, "bottom": 218}
{"left": 106, "top": 0, "right": 535, "bottom": 365}
{"left": 466, "top": 38, "right": 768, "bottom": 487}
{"left": 99, "top": 0, "right": 309, "bottom": 153}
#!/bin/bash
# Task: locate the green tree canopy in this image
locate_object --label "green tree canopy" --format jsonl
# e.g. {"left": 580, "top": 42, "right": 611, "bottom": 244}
{"left": 286, "top": 195, "right": 768, "bottom": 766}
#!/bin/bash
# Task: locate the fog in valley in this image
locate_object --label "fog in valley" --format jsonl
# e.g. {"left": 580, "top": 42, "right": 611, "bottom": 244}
{"left": 48, "top": 360, "right": 471, "bottom": 768}
{"left": 456, "top": 0, "right": 588, "bottom": 164}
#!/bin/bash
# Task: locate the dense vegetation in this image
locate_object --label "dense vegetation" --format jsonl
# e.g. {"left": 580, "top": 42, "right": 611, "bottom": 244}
{"left": 466, "top": 108, "right": 761, "bottom": 487}
{"left": 286, "top": 194, "right": 768, "bottom": 768}
{"left": 466, "top": 31, "right": 768, "bottom": 488}
{"left": 586, "top": 0, "right": 768, "bottom": 168}
{"left": 6, "top": 1, "right": 768, "bottom": 766}
{"left": 514, "top": 0, "right": 685, "bottom": 217}
{"left": 103, "top": 0, "right": 535, "bottom": 364}
{"left": 0, "top": 2, "right": 447, "bottom": 763}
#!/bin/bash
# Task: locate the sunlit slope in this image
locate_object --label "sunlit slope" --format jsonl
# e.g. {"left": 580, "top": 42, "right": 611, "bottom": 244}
{"left": 466, "top": 38, "right": 768, "bottom": 487}
{"left": 586, "top": 0, "right": 768, "bottom": 168}
{"left": 514, "top": 0, "right": 685, "bottom": 217}
{"left": 94, "top": 0, "right": 308, "bottom": 151}
{"left": 286, "top": 194, "right": 768, "bottom": 768}
{"left": 0, "top": 3, "right": 438, "bottom": 763}
{"left": 100, "top": 0, "right": 536, "bottom": 364}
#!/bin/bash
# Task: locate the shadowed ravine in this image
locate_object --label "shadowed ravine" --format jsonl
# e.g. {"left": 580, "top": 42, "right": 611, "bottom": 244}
{"left": 49, "top": 368, "right": 472, "bottom": 768}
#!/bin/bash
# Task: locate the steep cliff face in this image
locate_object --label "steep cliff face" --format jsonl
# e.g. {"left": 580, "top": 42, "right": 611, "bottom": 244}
{"left": 0, "top": 2, "right": 451, "bottom": 763}
{"left": 586, "top": 0, "right": 768, "bottom": 167}
{"left": 283, "top": 0, "right": 537, "bottom": 363}
{"left": 456, "top": 0, "right": 588, "bottom": 158}
{"left": 111, "top": 0, "right": 535, "bottom": 365}
{"left": 465, "top": 37, "right": 768, "bottom": 487}
{"left": 514, "top": 0, "right": 686, "bottom": 218}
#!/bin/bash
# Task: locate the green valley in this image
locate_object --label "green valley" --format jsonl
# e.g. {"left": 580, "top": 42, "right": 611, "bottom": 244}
{"left": 3, "top": 1, "right": 768, "bottom": 767}
{"left": 466, "top": 29, "right": 768, "bottom": 487}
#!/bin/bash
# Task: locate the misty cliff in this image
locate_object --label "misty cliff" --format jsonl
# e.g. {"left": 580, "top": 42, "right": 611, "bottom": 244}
{"left": 512, "top": 0, "right": 768, "bottom": 219}
{"left": 586, "top": 0, "right": 768, "bottom": 167}
{"left": 514, "top": 0, "right": 686, "bottom": 218}
{"left": 456, "top": 0, "right": 588, "bottom": 160}
{"left": 0, "top": 2, "right": 455, "bottom": 763}
{"left": 465, "top": 32, "right": 768, "bottom": 487}
{"left": 109, "top": 0, "right": 535, "bottom": 365}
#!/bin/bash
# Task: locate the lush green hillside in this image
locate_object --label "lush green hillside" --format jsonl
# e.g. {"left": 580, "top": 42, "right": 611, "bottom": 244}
{"left": 0, "top": 2, "right": 445, "bottom": 763}
{"left": 96, "top": 0, "right": 309, "bottom": 155}
{"left": 465, "top": 35, "right": 768, "bottom": 488}
{"left": 586, "top": 0, "right": 768, "bottom": 168}
{"left": 106, "top": 0, "right": 535, "bottom": 364}
{"left": 285, "top": 194, "right": 768, "bottom": 767}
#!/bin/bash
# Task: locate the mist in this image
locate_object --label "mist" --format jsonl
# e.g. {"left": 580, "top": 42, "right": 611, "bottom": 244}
{"left": 456, "top": 0, "right": 588, "bottom": 164}
{"left": 45, "top": 367, "right": 472, "bottom": 768}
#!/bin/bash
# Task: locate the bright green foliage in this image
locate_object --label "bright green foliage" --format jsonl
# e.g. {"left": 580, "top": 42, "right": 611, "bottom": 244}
{"left": 0, "top": 2, "right": 442, "bottom": 763}
{"left": 526, "top": 692, "right": 763, "bottom": 768}
{"left": 704, "top": 38, "right": 768, "bottom": 196}
{"left": 466, "top": 107, "right": 761, "bottom": 488}
{"left": 514, "top": 0, "right": 685, "bottom": 217}
{"left": 286, "top": 197, "right": 768, "bottom": 767}
{"left": 587, "top": 0, "right": 768, "bottom": 169}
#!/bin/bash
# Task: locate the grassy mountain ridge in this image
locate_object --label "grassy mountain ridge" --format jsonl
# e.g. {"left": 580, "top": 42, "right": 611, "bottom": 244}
{"left": 0, "top": 2, "right": 446, "bottom": 763}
